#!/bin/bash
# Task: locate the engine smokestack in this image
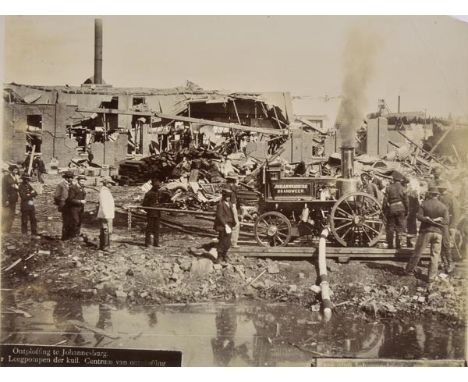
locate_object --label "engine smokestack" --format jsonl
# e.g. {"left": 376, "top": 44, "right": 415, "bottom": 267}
{"left": 341, "top": 146, "right": 355, "bottom": 179}
{"left": 94, "top": 18, "right": 103, "bottom": 85}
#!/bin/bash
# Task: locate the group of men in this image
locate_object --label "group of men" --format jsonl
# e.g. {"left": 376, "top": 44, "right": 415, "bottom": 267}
{"left": 378, "top": 168, "right": 459, "bottom": 283}
{"left": 2, "top": 165, "right": 116, "bottom": 251}
{"left": 2, "top": 165, "right": 39, "bottom": 236}
{"left": 54, "top": 171, "right": 115, "bottom": 250}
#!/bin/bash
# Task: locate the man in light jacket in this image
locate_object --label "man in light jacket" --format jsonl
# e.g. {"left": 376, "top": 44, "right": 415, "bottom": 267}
{"left": 97, "top": 177, "right": 115, "bottom": 250}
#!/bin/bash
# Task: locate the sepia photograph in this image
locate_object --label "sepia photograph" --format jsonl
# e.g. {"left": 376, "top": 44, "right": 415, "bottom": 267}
{"left": 0, "top": 12, "right": 467, "bottom": 367}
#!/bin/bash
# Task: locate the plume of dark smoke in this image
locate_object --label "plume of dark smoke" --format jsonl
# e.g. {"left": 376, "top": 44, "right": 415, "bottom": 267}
{"left": 336, "top": 27, "right": 379, "bottom": 147}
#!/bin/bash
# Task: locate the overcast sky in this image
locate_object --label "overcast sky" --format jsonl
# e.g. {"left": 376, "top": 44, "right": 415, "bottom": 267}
{"left": 2, "top": 15, "right": 468, "bottom": 118}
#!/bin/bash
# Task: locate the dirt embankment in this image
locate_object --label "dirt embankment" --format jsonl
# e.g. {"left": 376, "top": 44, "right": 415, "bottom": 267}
{"left": 1, "top": 176, "right": 466, "bottom": 326}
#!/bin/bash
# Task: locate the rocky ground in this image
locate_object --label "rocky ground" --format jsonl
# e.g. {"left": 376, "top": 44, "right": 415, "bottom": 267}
{"left": 1, "top": 175, "right": 466, "bottom": 327}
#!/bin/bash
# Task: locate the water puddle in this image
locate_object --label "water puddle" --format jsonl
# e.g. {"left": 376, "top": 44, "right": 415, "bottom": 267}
{"left": 1, "top": 292, "right": 465, "bottom": 366}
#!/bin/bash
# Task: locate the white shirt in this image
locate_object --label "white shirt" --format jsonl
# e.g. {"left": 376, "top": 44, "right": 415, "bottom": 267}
{"left": 97, "top": 186, "right": 115, "bottom": 219}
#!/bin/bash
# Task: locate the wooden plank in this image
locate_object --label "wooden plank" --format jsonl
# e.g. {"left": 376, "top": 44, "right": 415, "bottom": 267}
{"left": 127, "top": 205, "right": 215, "bottom": 216}
{"left": 230, "top": 245, "right": 429, "bottom": 259}
{"left": 429, "top": 125, "right": 454, "bottom": 154}
{"left": 154, "top": 112, "right": 288, "bottom": 136}
{"left": 397, "top": 130, "right": 449, "bottom": 169}
{"left": 77, "top": 107, "right": 153, "bottom": 116}
{"left": 231, "top": 246, "right": 417, "bottom": 254}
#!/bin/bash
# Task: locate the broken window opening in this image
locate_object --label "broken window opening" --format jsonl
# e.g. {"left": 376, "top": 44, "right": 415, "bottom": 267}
{"left": 132, "top": 97, "right": 146, "bottom": 106}
{"left": 26, "top": 114, "right": 42, "bottom": 153}
{"left": 129, "top": 115, "right": 151, "bottom": 155}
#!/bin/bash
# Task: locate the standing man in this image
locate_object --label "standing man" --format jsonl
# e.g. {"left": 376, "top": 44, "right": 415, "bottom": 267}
{"left": 2, "top": 165, "right": 20, "bottom": 233}
{"left": 213, "top": 188, "right": 236, "bottom": 264}
{"left": 438, "top": 182, "right": 458, "bottom": 273}
{"left": 226, "top": 172, "right": 240, "bottom": 248}
{"left": 66, "top": 175, "right": 87, "bottom": 239}
{"left": 361, "top": 173, "right": 380, "bottom": 200}
{"left": 142, "top": 178, "right": 161, "bottom": 247}
{"left": 18, "top": 174, "right": 38, "bottom": 236}
{"left": 383, "top": 171, "right": 409, "bottom": 249}
{"left": 54, "top": 171, "right": 75, "bottom": 240}
{"left": 32, "top": 154, "right": 46, "bottom": 183}
{"left": 406, "top": 186, "right": 449, "bottom": 283}
{"left": 97, "top": 177, "right": 115, "bottom": 250}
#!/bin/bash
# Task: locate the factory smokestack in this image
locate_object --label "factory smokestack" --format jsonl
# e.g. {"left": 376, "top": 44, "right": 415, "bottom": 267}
{"left": 94, "top": 18, "right": 103, "bottom": 85}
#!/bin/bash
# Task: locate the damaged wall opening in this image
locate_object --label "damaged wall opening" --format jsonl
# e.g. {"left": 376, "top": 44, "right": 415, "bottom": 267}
{"left": 132, "top": 97, "right": 146, "bottom": 106}
{"left": 26, "top": 114, "right": 42, "bottom": 153}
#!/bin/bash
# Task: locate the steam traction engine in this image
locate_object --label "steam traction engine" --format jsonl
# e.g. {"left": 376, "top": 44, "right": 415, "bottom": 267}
{"left": 254, "top": 147, "right": 384, "bottom": 247}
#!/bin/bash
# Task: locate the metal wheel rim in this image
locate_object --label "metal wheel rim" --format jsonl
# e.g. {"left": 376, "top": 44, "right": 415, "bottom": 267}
{"left": 330, "top": 192, "right": 384, "bottom": 247}
{"left": 254, "top": 211, "right": 292, "bottom": 247}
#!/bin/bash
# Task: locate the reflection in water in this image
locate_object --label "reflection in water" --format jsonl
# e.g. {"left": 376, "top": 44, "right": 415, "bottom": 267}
{"left": 95, "top": 304, "right": 113, "bottom": 346}
{"left": 379, "top": 322, "right": 423, "bottom": 359}
{"left": 1, "top": 295, "right": 465, "bottom": 366}
{"left": 147, "top": 311, "right": 158, "bottom": 327}
{"left": 53, "top": 299, "right": 86, "bottom": 346}
{"left": 211, "top": 307, "right": 237, "bottom": 366}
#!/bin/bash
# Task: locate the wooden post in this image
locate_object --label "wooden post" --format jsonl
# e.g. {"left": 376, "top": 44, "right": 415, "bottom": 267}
{"left": 232, "top": 99, "right": 242, "bottom": 125}
{"left": 272, "top": 106, "right": 283, "bottom": 131}
{"left": 452, "top": 145, "right": 461, "bottom": 162}
{"left": 27, "top": 145, "right": 36, "bottom": 175}
{"left": 103, "top": 113, "right": 107, "bottom": 165}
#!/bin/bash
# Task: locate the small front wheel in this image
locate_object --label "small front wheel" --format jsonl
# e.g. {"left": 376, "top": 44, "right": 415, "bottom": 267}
{"left": 254, "top": 211, "right": 292, "bottom": 247}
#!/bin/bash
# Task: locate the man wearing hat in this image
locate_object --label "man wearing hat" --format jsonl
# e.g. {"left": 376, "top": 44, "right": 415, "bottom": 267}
{"left": 383, "top": 171, "right": 409, "bottom": 249}
{"left": 361, "top": 172, "right": 379, "bottom": 200}
{"left": 142, "top": 178, "right": 162, "bottom": 247}
{"left": 213, "top": 188, "right": 236, "bottom": 263}
{"left": 18, "top": 174, "right": 38, "bottom": 236}
{"left": 226, "top": 172, "right": 241, "bottom": 248}
{"left": 2, "top": 165, "right": 20, "bottom": 233}
{"left": 405, "top": 186, "right": 449, "bottom": 283}
{"left": 54, "top": 171, "right": 75, "bottom": 240}
{"left": 438, "top": 182, "right": 459, "bottom": 273}
{"left": 66, "top": 175, "right": 87, "bottom": 239}
{"left": 32, "top": 154, "right": 46, "bottom": 184}
{"left": 97, "top": 177, "right": 115, "bottom": 250}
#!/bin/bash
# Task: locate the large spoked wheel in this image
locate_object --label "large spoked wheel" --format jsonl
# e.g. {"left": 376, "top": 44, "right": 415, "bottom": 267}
{"left": 330, "top": 192, "right": 384, "bottom": 247}
{"left": 254, "top": 211, "right": 292, "bottom": 247}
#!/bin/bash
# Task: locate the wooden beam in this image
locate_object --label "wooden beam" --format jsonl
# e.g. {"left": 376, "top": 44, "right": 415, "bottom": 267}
{"left": 77, "top": 108, "right": 153, "bottom": 116}
{"left": 429, "top": 125, "right": 454, "bottom": 154}
{"left": 127, "top": 205, "right": 215, "bottom": 216}
{"left": 154, "top": 112, "right": 288, "bottom": 136}
{"left": 230, "top": 245, "right": 430, "bottom": 259}
{"left": 231, "top": 99, "right": 242, "bottom": 125}
{"left": 396, "top": 130, "right": 449, "bottom": 169}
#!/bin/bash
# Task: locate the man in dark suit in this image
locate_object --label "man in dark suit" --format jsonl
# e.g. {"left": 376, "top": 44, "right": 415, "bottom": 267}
{"left": 142, "top": 178, "right": 162, "bottom": 247}
{"left": 213, "top": 188, "right": 236, "bottom": 264}
{"left": 2, "top": 165, "right": 20, "bottom": 233}
{"left": 55, "top": 171, "right": 75, "bottom": 240}
{"left": 66, "top": 175, "right": 87, "bottom": 238}
{"left": 18, "top": 174, "right": 38, "bottom": 236}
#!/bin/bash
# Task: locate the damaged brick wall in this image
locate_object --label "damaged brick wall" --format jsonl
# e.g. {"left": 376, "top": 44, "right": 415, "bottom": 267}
{"left": 89, "top": 133, "right": 128, "bottom": 167}
{"left": 3, "top": 103, "right": 79, "bottom": 167}
{"left": 2, "top": 104, "right": 26, "bottom": 164}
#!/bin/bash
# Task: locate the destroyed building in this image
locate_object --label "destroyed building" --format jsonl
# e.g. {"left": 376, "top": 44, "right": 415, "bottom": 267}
{"left": 2, "top": 82, "right": 294, "bottom": 168}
